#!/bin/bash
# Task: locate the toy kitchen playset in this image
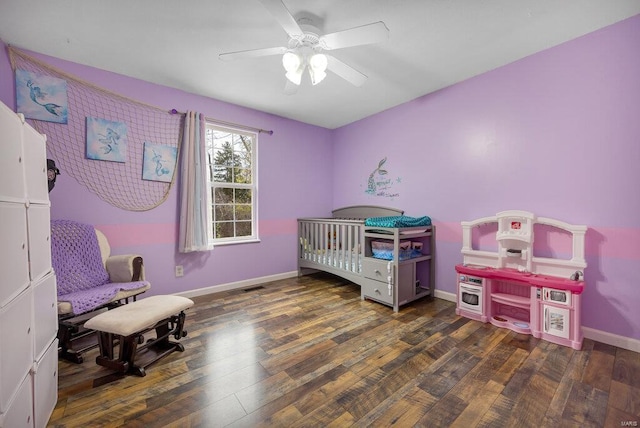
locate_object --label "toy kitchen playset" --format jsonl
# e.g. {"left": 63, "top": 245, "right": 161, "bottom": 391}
{"left": 455, "top": 210, "right": 587, "bottom": 350}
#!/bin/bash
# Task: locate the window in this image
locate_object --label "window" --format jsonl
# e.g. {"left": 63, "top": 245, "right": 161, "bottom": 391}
{"left": 205, "top": 123, "right": 258, "bottom": 244}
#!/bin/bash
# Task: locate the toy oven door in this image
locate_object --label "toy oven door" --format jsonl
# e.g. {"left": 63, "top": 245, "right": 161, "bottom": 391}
{"left": 459, "top": 281, "right": 483, "bottom": 315}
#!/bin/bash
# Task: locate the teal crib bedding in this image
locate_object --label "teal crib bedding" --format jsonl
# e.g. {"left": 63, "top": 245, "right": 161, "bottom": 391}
{"left": 364, "top": 215, "right": 431, "bottom": 228}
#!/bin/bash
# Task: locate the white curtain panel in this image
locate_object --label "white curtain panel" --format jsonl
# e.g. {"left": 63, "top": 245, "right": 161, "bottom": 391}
{"left": 178, "top": 111, "right": 214, "bottom": 252}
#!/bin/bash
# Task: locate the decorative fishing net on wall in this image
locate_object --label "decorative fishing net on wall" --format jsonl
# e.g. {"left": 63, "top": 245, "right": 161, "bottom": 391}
{"left": 8, "top": 46, "right": 182, "bottom": 211}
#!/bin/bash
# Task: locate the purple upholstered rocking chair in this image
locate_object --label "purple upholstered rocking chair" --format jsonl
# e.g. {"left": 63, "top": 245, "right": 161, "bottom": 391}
{"left": 51, "top": 220, "right": 151, "bottom": 363}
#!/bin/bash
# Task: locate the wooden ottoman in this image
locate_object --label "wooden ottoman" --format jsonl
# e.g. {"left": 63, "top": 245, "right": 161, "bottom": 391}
{"left": 84, "top": 295, "right": 194, "bottom": 377}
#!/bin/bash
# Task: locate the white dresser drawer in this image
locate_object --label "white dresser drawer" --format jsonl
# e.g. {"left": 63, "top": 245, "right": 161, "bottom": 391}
{"left": 33, "top": 273, "right": 58, "bottom": 360}
{"left": 0, "top": 288, "right": 33, "bottom": 413}
{"left": 0, "top": 202, "right": 29, "bottom": 307}
{"left": 34, "top": 339, "right": 58, "bottom": 428}
{"left": 27, "top": 204, "right": 52, "bottom": 282}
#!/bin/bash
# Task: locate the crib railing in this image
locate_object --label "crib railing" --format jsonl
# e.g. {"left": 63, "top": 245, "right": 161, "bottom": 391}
{"left": 298, "top": 218, "right": 365, "bottom": 275}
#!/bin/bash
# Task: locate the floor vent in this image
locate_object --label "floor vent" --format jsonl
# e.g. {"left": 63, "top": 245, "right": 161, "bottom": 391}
{"left": 244, "top": 286, "right": 265, "bottom": 292}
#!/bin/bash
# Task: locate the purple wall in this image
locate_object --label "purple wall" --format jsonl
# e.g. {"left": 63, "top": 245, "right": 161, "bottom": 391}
{"left": 2, "top": 14, "right": 639, "bottom": 342}
{"left": 0, "top": 44, "right": 334, "bottom": 297}
{"left": 332, "top": 15, "right": 640, "bottom": 340}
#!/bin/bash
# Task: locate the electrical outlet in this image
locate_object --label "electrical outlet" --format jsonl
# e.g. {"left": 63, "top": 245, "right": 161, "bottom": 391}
{"left": 175, "top": 265, "right": 184, "bottom": 277}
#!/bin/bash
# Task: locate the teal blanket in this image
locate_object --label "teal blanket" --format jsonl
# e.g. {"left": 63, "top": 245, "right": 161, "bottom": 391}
{"left": 365, "top": 215, "right": 431, "bottom": 228}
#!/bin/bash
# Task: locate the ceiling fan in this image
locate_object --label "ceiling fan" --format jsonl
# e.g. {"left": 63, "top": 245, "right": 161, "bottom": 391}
{"left": 219, "top": 0, "right": 389, "bottom": 93}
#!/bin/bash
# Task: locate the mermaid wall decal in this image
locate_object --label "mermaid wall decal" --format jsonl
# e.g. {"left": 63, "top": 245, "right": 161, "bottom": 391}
{"left": 364, "top": 157, "right": 400, "bottom": 198}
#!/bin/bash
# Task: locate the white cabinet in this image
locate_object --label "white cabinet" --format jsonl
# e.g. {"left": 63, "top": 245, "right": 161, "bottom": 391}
{"left": 27, "top": 205, "right": 52, "bottom": 282}
{"left": 0, "top": 374, "right": 33, "bottom": 428}
{"left": 0, "top": 287, "right": 33, "bottom": 413}
{"left": 0, "top": 100, "right": 57, "bottom": 428}
{"left": 0, "top": 202, "right": 30, "bottom": 306}
{"left": 34, "top": 339, "right": 58, "bottom": 428}
{"left": 0, "top": 102, "right": 25, "bottom": 202}
{"left": 33, "top": 273, "right": 58, "bottom": 361}
{"left": 22, "top": 123, "right": 49, "bottom": 205}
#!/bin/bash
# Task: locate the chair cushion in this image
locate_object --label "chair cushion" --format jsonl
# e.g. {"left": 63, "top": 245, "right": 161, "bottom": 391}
{"left": 57, "top": 283, "right": 151, "bottom": 315}
{"left": 84, "top": 295, "right": 194, "bottom": 336}
{"left": 58, "top": 281, "right": 151, "bottom": 315}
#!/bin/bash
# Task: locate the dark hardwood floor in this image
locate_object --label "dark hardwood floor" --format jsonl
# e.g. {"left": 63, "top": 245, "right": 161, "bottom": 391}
{"left": 49, "top": 273, "right": 639, "bottom": 428}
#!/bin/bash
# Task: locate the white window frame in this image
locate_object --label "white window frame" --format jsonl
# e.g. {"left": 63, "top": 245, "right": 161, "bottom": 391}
{"left": 205, "top": 123, "right": 259, "bottom": 245}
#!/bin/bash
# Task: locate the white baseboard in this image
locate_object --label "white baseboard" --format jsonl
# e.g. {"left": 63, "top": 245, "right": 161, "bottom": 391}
{"left": 177, "top": 271, "right": 299, "bottom": 298}
{"left": 434, "top": 289, "right": 456, "bottom": 302}
{"left": 582, "top": 327, "right": 640, "bottom": 353}
{"left": 177, "top": 277, "right": 639, "bottom": 353}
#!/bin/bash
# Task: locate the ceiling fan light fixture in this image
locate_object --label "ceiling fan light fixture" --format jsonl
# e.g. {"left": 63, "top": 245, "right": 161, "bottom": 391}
{"left": 309, "top": 53, "right": 328, "bottom": 72}
{"left": 309, "top": 53, "right": 328, "bottom": 85}
{"left": 282, "top": 51, "right": 301, "bottom": 73}
{"left": 285, "top": 68, "right": 303, "bottom": 85}
{"left": 220, "top": 2, "right": 390, "bottom": 92}
{"left": 309, "top": 68, "right": 327, "bottom": 85}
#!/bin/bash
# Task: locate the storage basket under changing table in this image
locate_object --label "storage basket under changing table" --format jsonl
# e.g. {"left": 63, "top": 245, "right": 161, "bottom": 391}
{"left": 371, "top": 240, "right": 422, "bottom": 261}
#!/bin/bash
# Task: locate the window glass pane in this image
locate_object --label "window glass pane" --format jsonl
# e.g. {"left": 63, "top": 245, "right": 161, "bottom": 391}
{"left": 236, "top": 204, "right": 252, "bottom": 221}
{"left": 235, "top": 189, "right": 252, "bottom": 204}
{"left": 215, "top": 221, "right": 234, "bottom": 239}
{"left": 236, "top": 221, "right": 252, "bottom": 237}
{"left": 234, "top": 138, "right": 252, "bottom": 165}
{"left": 215, "top": 204, "right": 234, "bottom": 221}
{"left": 213, "top": 166, "right": 233, "bottom": 183}
{"left": 214, "top": 187, "right": 233, "bottom": 203}
{"left": 234, "top": 167, "right": 252, "bottom": 184}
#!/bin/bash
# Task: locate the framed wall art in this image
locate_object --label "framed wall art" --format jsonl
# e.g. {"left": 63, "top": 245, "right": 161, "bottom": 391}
{"left": 142, "top": 142, "right": 177, "bottom": 182}
{"left": 16, "top": 69, "right": 68, "bottom": 123}
{"left": 86, "top": 117, "right": 127, "bottom": 163}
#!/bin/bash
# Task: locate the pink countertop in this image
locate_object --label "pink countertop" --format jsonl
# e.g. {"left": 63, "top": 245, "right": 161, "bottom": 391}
{"left": 455, "top": 264, "right": 585, "bottom": 294}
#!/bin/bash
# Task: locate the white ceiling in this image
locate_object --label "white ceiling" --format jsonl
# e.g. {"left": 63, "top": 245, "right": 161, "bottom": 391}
{"left": 1, "top": 1, "right": 639, "bottom": 129}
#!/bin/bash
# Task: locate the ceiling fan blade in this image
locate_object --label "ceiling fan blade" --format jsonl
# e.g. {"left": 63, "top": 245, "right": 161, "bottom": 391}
{"left": 320, "top": 21, "right": 389, "bottom": 50}
{"left": 258, "top": 0, "right": 304, "bottom": 38}
{"left": 284, "top": 79, "right": 298, "bottom": 95}
{"left": 326, "top": 55, "right": 367, "bottom": 87}
{"left": 219, "top": 46, "right": 287, "bottom": 61}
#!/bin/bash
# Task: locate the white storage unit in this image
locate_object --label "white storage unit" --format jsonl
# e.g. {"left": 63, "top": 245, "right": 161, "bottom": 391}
{"left": 33, "top": 339, "right": 59, "bottom": 428}
{"left": 0, "top": 100, "right": 57, "bottom": 428}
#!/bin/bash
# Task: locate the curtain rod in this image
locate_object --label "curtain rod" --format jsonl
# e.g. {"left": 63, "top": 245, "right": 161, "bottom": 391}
{"left": 170, "top": 109, "right": 273, "bottom": 135}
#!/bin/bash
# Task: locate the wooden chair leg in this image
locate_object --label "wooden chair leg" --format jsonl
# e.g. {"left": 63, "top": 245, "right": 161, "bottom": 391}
{"left": 120, "top": 334, "right": 143, "bottom": 376}
{"left": 58, "top": 320, "right": 98, "bottom": 364}
{"left": 95, "top": 331, "right": 129, "bottom": 373}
